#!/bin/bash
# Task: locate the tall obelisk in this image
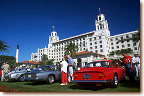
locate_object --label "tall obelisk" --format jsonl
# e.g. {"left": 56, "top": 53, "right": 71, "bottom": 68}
{"left": 16, "top": 44, "right": 19, "bottom": 63}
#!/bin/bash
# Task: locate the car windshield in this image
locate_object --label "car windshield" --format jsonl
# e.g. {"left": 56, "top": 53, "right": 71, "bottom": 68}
{"left": 33, "top": 66, "right": 51, "bottom": 71}
{"left": 15, "top": 68, "right": 27, "bottom": 72}
{"left": 84, "top": 61, "right": 110, "bottom": 68}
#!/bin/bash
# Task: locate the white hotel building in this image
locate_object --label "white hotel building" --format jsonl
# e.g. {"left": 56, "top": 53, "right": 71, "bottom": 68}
{"left": 31, "top": 13, "right": 139, "bottom": 67}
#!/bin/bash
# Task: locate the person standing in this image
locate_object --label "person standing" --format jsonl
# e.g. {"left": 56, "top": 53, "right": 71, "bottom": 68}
{"left": 132, "top": 53, "right": 140, "bottom": 79}
{"left": 67, "top": 55, "right": 74, "bottom": 82}
{"left": 119, "top": 53, "right": 135, "bottom": 82}
{"left": 1, "top": 62, "right": 10, "bottom": 81}
{"left": 60, "top": 58, "right": 68, "bottom": 85}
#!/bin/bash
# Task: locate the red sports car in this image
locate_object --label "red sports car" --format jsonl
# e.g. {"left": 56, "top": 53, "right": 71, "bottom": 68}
{"left": 0, "top": 70, "right": 2, "bottom": 76}
{"left": 72, "top": 60, "right": 126, "bottom": 88}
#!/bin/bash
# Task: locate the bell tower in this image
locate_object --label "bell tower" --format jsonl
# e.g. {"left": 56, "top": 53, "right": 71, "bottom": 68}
{"left": 48, "top": 26, "right": 59, "bottom": 48}
{"left": 95, "top": 8, "right": 110, "bottom": 37}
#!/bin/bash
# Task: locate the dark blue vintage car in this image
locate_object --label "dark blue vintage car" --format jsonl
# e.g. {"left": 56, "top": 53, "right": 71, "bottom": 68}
{"left": 24, "top": 65, "right": 61, "bottom": 84}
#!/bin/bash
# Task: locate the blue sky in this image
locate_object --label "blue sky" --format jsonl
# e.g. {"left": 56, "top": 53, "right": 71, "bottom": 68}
{"left": 0, "top": 0, "right": 140, "bottom": 62}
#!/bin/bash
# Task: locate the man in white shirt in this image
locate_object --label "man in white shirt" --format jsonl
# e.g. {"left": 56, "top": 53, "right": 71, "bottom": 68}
{"left": 60, "top": 58, "right": 68, "bottom": 85}
{"left": 132, "top": 53, "right": 140, "bottom": 79}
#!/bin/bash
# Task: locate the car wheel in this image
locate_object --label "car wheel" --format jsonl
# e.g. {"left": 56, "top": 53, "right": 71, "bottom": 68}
{"left": 112, "top": 74, "right": 118, "bottom": 88}
{"left": 46, "top": 75, "right": 55, "bottom": 84}
{"left": 18, "top": 75, "right": 25, "bottom": 82}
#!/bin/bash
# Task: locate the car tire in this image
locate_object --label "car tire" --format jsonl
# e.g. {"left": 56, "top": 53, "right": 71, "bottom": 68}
{"left": 18, "top": 75, "right": 25, "bottom": 82}
{"left": 112, "top": 74, "right": 118, "bottom": 88}
{"left": 46, "top": 75, "right": 55, "bottom": 84}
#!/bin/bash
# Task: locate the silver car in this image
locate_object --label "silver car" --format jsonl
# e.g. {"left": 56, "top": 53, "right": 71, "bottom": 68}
{"left": 24, "top": 65, "right": 61, "bottom": 84}
{"left": 5, "top": 68, "right": 32, "bottom": 81}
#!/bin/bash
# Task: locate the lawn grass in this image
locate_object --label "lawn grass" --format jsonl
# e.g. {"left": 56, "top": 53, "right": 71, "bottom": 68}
{"left": 0, "top": 79, "right": 140, "bottom": 92}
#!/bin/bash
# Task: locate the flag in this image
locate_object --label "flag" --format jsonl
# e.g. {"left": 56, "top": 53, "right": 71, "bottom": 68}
{"left": 99, "top": 8, "right": 101, "bottom": 14}
{"left": 52, "top": 26, "right": 55, "bottom": 29}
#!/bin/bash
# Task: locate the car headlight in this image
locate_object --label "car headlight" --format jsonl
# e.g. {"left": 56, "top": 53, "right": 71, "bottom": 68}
{"left": 16, "top": 74, "right": 19, "bottom": 77}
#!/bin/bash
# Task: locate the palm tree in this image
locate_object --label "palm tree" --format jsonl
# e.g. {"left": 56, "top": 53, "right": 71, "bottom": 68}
{"left": 125, "top": 48, "right": 133, "bottom": 54}
{"left": 115, "top": 50, "right": 121, "bottom": 55}
{"left": 109, "top": 51, "right": 115, "bottom": 56}
{"left": 40, "top": 54, "right": 48, "bottom": 66}
{"left": 0, "top": 40, "right": 10, "bottom": 53}
{"left": 46, "top": 59, "right": 54, "bottom": 65}
{"left": 64, "top": 41, "right": 78, "bottom": 57}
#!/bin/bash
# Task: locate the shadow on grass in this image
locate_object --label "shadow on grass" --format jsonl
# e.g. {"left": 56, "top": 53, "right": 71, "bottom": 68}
{"left": 120, "top": 79, "right": 140, "bottom": 88}
{"left": 24, "top": 81, "right": 48, "bottom": 86}
{"left": 24, "top": 81, "right": 61, "bottom": 86}
{"left": 69, "top": 80, "right": 140, "bottom": 91}
{"left": 69, "top": 84, "right": 108, "bottom": 91}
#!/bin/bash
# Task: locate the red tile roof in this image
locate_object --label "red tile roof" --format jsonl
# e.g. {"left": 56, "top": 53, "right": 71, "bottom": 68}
{"left": 74, "top": 51, "right": 105, "bottom": 56}
{"left": 75, "top": 51, "right": 93, "bottom": 55}
{"left": 18, "top": 61, "right": 40, "bottom": 64}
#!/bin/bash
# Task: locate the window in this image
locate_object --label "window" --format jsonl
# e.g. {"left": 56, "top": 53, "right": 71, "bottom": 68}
{"left": 133, "top": 43, "right": 136, "bottom": 46}
{"left": 112, "top": 47, "right": 114, "bottom": 49}
{"left": 126, "top": 35, "right": 129, "bottom": 38}
{"left": 99, "top": 41, "right": 102, "bottom": 43}
{"left": 134, "top": 47, "right": 137, "bottom": 50}
{"left": 127, "top": 40, "right": 130, "bottom": 42}
{"left": 116, "top": 42, "right": 119, "bottom": 44}
{"left": 94, "top": 37, "right": 96, "bottom": 40}
{"left": 83, "top": 38, "right": 85, "bottom": 40}
{"left": 117, "top": 46, "right": 119, "bottom": 48}
{"left": 115, "top": 38, "right": 118, "bottom": 40}
{"left": 111, "top": 43, "right": 113, "bottom": 45}
{"left": 90, "top": 47, "right": 92, "bottom": 50}
{"left": 121, "top": 41, "right": 124, "bottom": 43}
{"left": 127, "top": 44, "right": 130, "bottom": 47}
{"left": 89, "top": 38, "right": 92, "bottom": 41}
{"left": 99, "top": 36, "right": 101, "bottom": 39}
{"left": 90, "top": 43, "right": 92, "bottom": 45}
{"left": 95, "top": 50, "right": 98, "bottom": 53}
{"left": 99, "top": 16, "right": 101, "bottom": 20}
{"left": 121, "top": 37, "right": 123, "bottom": 40}
{"left": 95, "top": 42, "right": 97, "bottom": 44}
{"left": 111, "top": 39, "right": 113, "bottom": 41}
{"left": 95, "top": 46, "right": 97, "bottom": 49}
{"left": 122, "top": 45, "right": 125, "bottom": 48}
{"left": 100, "top": 45, "right": 102, "bottom": 48}
{"left": 100, "top": 49, "right": 103, "bottom": 52}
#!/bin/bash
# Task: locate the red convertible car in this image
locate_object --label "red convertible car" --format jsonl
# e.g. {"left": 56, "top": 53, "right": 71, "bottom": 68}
{"left": 72, "top": 60, "right": 126, "bottom": 88}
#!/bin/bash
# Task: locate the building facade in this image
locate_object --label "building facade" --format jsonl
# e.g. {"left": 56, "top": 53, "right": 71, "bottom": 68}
{"left": 31, "top": 13, "right": 139, "bottom": 66}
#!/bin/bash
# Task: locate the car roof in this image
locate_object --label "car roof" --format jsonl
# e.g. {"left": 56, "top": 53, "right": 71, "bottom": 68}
{"left": 92, "top": 60, "right": 113, "bottom": 63}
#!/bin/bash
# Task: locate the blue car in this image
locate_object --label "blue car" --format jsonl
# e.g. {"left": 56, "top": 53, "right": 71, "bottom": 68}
{"left": 24, "top": 65, "right": 61, "bottom": 84}
{"left": 5, "top": 68, "right": 32, "bottom": 81}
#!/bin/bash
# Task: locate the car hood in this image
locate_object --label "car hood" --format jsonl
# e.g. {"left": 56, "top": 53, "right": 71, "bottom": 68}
{"left": 76, "top": 67, "right": 106, "bottom": 73}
